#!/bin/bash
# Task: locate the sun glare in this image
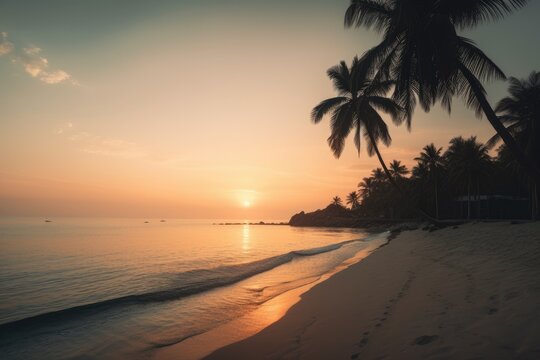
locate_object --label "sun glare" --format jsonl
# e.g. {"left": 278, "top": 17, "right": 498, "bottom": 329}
{"left": 243, "top": 200, "right": 251, "bottom": 208}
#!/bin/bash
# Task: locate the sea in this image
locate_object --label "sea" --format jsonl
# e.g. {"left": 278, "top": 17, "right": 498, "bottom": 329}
{"left": 0, "top": 218, "right": 387, "bottom": 359}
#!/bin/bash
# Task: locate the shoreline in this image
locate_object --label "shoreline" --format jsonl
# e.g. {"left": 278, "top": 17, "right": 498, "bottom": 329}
{"left": 205, "top": 221, "right": 540, "bottom": 359}
{"left": 152, "top": 232, "right": 390, "bottom": 360}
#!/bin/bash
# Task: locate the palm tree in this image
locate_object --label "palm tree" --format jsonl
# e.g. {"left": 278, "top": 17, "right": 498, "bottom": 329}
{"left": 445, "top": 136, "right": 491, "bottom": 219}
{"left": 371, "top": 167, "right": 386, "bottom": 183}
{"left": 344, "top": 0, "right": 539, "bottom": 181}
{"left": 311, "top": 57, "right": 416, "bottom": 212}
{"left": 332, "top": 196, "right": 343, "bottom": 206}
{"left": 487, "top": 71, "right": 540, "bottom": 218}
{"left": 388, "top": 160, "right": 409, "bottom": 180}
{"left": 358, "top": 177, "right": 375, "bottom": 197}
{"left": 411, "top": 160, "right": 429, "bottom": 207}
{"left": 346, "top": 191, "right": 361, "bottom": 209}
{"left": 415, "top": 144, "right": 445, "bottom": 219}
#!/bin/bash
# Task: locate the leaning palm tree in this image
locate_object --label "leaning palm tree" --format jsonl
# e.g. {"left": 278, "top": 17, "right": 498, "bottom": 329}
{"left": 344, "top": 0, "right": 539, "bottom": 180}
{"left": 346, "top": 191, "right": 361, "bottom": 209}
{"left": 487, "top": 71, "right": 540, "bottom": 218}
{"left": 415, "top": 144, "right": 445, "bottom": 219}
{"left": 445, "top": 136, "right": 491, "bottom": 219}
{"left": 312, "top": 57, "right": 411, "bottom": 207}
{"left": 332, "top": 196, "right": 343, "bottom": 207}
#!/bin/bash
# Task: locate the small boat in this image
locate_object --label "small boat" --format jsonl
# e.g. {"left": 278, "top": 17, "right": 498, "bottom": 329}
{"left": 44, "top": 219, "right": 52, "bottom": 223}
{"left": 144, "top": 221, "right": 149, "bottom": 223}
{"left": 160, "top": 219, "right": 166, "bottom": 222}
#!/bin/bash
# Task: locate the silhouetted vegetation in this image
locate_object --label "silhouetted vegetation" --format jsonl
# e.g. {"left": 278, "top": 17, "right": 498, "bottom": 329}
{"left": 312, "top": 57, "right": 436, "bottom": 220}
{"left": 487, "top": 71, "right": 540, "bottom": 218}
{"left": 346, "top": 191, "right": 360, "bottom": 210}
{"left": 311, "top": 2, "right": 539, "bottom": 221}
{"left": 333, "top": 133, "right": 536, "bottom": 220}
{"left": 344, "top": 0, "right": 539, "bottom": 180}
{"left": 332, "top": 196, "right": 343, "bottom": 207}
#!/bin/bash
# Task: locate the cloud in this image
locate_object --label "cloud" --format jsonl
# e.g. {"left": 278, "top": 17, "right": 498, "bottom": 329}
{"left": 0, "top": 32, "right": 76, "bottom": 85}
{"left": 20, "top": 46, "right": 49, "bottom": 77}
{"left": 56, "top": 122, "right": 146, "bottom": 159}
{"left": 0, "top": 32, "right": 14, "bottom": 55}
{"left": 80, "top": 136, "right": 145, "bottom": 158}
{"left": 40, "top": 70, "right": 72, "bottom": 84}
{"left": 55, "top": 122, "right": 72, "bottom": 134}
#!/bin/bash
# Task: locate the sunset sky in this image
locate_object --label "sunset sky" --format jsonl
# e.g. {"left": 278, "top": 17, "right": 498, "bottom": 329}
{"left": 1, "top": 0, "right": 539, "bottom": 219}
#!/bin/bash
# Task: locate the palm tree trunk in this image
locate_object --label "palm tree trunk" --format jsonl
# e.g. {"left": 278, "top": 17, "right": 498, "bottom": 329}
{"left": 477, "top": 177, "right": 481, "bottom": 219}
{"left": 366, "top": 129, "right": 437, "bottom": 223}
{"left": 530, "top": 179, "right": 538, "bottom": 220}
{"left": 435, "top": 180, "right": 439, "bottom": 220}
{"left": 459, "top": 64, "right": 540, "bottom": 181}
{"left": 467, "top": 172, "right": 471, "bottom": 220}
{"left": 533, "top": 181, "right": 538, "bottom": 220}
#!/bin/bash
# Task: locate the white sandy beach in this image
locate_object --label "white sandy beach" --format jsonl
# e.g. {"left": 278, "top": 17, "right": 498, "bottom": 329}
{"left": 204, "top": 222, "right": 540, "bottom": 359}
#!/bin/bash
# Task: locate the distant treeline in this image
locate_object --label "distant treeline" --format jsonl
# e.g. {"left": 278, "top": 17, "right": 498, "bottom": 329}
{"left": 332, "top": 137, "right": 536, "bottom": 220}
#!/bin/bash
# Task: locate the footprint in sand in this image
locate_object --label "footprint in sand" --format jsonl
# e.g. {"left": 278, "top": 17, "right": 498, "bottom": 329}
{"left": 505, "top": 290, "right": 519, "bottom": 300}
{"left": 487, "top": 294, "right": 500, "bottom": 315}
{"left": 413, "top": 335, "right": 439, "bottom": 345}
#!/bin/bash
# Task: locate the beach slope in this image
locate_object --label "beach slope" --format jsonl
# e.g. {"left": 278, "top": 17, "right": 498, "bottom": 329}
{"left": 206, "top": 222, "right": 540, "bottom": 359}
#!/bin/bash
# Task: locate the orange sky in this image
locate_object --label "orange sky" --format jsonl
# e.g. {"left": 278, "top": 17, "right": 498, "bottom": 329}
{"left": 1, "top": 1, "right": 539, "bottom": 219}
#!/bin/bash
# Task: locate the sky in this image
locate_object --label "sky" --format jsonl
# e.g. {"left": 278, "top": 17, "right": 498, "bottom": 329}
{"left": 1, "top": 0, "right": 539, "bottom": 220}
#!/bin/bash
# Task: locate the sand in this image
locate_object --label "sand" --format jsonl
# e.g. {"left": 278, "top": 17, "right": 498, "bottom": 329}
{"left": 205, "top": 222, "right": 540, "bottom": 359}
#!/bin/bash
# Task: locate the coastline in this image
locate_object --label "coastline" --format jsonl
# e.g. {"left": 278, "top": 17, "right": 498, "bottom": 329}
{"left": 205, "top": 221, "right": 540, "bottom": 359}
{"left": 152, "top": 231, "right": 389, "bottom": 360}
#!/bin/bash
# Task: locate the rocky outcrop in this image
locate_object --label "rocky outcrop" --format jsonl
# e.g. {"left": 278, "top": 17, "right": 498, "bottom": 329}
{"left": 289, "top": 204, "right": 419, "bottom": 229}
{"left": 289, "top": 204, "right": 359, "bottom": 227}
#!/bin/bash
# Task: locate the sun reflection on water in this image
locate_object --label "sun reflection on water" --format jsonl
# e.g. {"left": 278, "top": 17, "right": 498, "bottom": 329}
{"left": 242, "top": 224, "right": 250, "bottom": 252}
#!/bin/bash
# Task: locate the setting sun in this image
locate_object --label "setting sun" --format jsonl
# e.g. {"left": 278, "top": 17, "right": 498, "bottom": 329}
{"left": 243, "top": 200, "right": 251, "bottom": 208}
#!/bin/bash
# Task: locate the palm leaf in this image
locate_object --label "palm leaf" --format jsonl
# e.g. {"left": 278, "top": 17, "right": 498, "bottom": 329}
{"left": 311, "top": 97, "right": 348, "bottom": 124}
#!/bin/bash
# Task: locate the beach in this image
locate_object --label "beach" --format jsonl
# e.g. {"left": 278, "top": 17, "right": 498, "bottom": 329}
{"left": 205, "top": 222, "right": 540, "bottom": 359}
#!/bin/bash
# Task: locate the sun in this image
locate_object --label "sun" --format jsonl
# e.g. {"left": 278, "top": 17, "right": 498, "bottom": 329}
{"left": 243, "top": 200, "right": 251, "bottom": 208}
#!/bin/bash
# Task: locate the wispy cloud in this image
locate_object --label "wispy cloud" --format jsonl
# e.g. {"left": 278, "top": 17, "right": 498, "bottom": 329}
{"left": 0, "top": 32, "right": 14, "bottom": 55}
{"left": 0, "top": 32, "right": 77, "bottom": 85}
{"left": 56, "top": 122, "right": 146, "bottom": 159}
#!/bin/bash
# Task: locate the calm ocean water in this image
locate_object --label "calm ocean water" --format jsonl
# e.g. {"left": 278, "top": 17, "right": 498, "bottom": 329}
{"left": 0, "top": 218, "right": 386, "bottom": 359}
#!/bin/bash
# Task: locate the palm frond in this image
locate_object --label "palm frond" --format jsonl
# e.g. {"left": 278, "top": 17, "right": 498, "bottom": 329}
{"left": 458, "top": 37, "right": 506, "bottom": 83}
{"left": 444, "top": 0, "right": 530, "bottom": 29}
{"left": 357, "top": 32, "right": 401, "bottom": 79}
{"left": 364, "top": 79, "right": 395, "bottom": 96}
{"left": 311, "top": 97, "right": 348, "bottom": 124}
{"left": 456, "top": 64, "right": 486, "bottom": 117}
{"left": 327, "top": 103, "right": 355, "bottom": 158}
{"left": 368, "top": 95, "right": 404, "bottom": 125}
{"left": 327, "top": 61, "right": 351, "bottom": 94}
{"left": 344, "top": 0, "right": 393, "bottom": 31}
{"left": 363, "top": 106, "right": 391, "bottom": 156}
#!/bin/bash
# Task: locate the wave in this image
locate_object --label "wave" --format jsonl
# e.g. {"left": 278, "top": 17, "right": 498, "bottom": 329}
{"left": 0, "top": 239, "right": 361, "bottom": 333}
